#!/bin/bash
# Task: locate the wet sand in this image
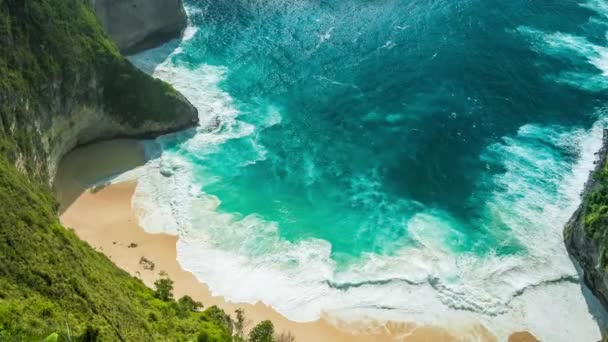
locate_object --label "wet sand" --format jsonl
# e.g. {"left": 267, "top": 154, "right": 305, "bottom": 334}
{"left": 56, "top": 139, "right": 532, "bottom": 342}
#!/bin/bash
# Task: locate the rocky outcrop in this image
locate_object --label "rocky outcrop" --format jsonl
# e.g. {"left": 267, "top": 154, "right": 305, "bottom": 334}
{"left": 2, "top": 65, "right": 197, "bottom": 184}
{"left": 0, "top": 0, "right": 197, "bottom": 184}
{"left": 89, "top": 0, "right": 187, "bottom": 54}
{"left": 564, "top": 129, "right": 608, "bottom": 308}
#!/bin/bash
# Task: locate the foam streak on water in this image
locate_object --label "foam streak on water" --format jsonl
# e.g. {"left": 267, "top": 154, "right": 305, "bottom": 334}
{"left": 124, "top": 1, "right": 608, "bottom": 340}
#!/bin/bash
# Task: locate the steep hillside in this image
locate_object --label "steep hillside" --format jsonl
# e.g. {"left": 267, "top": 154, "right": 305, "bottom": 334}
{"left": 0, "top": 0, "right": 242, "bottom": 340}
{"left": 0, "top": 157, "right": 232, "bottom": 341}
{"left": 565, "top": 130, "right": 608, "bottom": 309}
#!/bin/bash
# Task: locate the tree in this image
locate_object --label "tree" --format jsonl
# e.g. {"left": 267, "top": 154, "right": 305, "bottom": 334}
{"left": 178, "top": 295, "right": 203, "bottom": 312}
{"left": 153, "top": 271, "right": 174, "bottom": 301}
{"left": 233, "top": 308, "right": 247, "bottom": 341}
{"left": 248, "top": 320, "right": 274, "bottom": 342}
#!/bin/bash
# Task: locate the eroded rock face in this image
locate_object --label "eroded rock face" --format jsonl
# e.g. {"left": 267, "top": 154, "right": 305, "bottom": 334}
{"left": 90, "top": 0, "right": 187, "bottom": 54}
{"left": 1, "top": 67, "right": 197, "bottom": 184}
{"left": 0, "top": 0, "right": 197, "bottom": 184}
{"left": 564, "top": 130, "right": 608, "bottom": 308}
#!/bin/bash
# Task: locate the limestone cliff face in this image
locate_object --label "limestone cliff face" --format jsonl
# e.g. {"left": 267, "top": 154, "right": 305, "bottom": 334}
{"left": 2, "top": 63, "right": 198, "bottom": 184}
{"left": 0, "top": 0, "right": 197, "bottom": 184}
{"left": 564, "top": 130, "right": 608, "bottom": 308}
{"left": 90, "top": 0, "right": 187, "bottom": 54}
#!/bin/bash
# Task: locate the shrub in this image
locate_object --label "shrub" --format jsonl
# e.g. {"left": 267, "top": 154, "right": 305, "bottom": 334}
{"left": 179, "top": 295, "right": 203, "bottom": 312}
{"left": 248, "top": 320, "right": 274, "bottom": 342}
{"left": 153, "top": 271, "right": 174, "bottom": 301}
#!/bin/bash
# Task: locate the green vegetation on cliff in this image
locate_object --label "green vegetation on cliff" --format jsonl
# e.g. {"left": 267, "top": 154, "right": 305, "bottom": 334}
{"left": 0, "top": 155, "right": 234, "bottom": 340}
{"left": 0, "top": 0, "right": 283, "bottom": 340}
{"left": 583, "top": 153, "right": 608, "bottom": 268}
{"left": 0, "top": 0, "right": 195, "bottom": 180}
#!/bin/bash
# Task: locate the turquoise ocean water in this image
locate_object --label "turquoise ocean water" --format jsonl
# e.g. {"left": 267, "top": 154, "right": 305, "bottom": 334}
{"left": 127, "top": 0, "right": 608, "bottom": 339}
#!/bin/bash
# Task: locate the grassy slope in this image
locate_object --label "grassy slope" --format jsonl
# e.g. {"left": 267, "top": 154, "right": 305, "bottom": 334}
{"left": 0, "top": 158, "right": 233, "bottom": 341}
{"left": 0, "top": 0, "right": 233, "bottom": 340}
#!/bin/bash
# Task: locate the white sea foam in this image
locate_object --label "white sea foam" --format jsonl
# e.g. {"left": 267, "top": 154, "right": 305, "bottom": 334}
{"left": 317, "top": 26, "right": 334, "bottom": 46}
{"left": 582, "top": 0, "right": 608, "bottom": 20}
{"left": 517, "top": 25, "right": 608, "bottom": 91}
{"left": 379, "top": 40, "right": 396, "bottom": 50}
{"left": 122, "top": 12, "right": 608, "bottom": 341}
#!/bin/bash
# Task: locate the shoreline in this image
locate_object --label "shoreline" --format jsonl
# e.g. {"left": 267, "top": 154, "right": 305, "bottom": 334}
{"left": 56, "top": 139, "right": 534, "bottom": 342}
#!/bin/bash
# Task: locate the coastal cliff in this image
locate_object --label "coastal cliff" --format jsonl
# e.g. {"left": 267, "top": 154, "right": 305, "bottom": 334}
{"left": 0, "top": 1, "right": 240, "bottom": 340}
{"left": 565, "top": 129, "right": 608, "bottom": 309}
{"left": 89, "top": 0, "right": 187, "bottom": 54}
{"left": 0, "top": 0, "right": 197, "bottom": 183}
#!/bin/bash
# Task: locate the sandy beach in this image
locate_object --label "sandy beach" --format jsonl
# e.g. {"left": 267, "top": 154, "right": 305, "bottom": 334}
{"left": 56, "top": 139, "right": 537, "bottom": 342}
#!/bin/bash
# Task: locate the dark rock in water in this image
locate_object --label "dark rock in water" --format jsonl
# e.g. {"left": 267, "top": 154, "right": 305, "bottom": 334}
{"left": 206, "top": 116, "right": 222, "bottom": 133}
{"left": 89, "top": 0, "right": 188, "bottom": 55}
{"left": 160, "top": 168, "right": 174, "bottom": 177}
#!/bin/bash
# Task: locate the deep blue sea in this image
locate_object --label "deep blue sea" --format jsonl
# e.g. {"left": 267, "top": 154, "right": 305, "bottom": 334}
{"left": 128, "top": 0, "right": 608, "bottom": 339}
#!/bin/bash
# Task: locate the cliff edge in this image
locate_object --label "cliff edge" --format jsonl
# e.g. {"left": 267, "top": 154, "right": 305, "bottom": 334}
{"left": 565, "top": 129, "right": 608, "bottom": 309}
{"left": 0, "top": 0, "right": 197, "bottom": 183}
{"left": 0, "top": 1, "right": 240, "bottom": 340}
{"left": 90, "top": 0, "right": 188, "bottom": 54}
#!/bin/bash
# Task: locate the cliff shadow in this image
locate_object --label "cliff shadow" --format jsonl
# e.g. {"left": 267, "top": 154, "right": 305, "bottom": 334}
{"left": 126, "top": 38, "right": 181, "bottom": 75}
{"left": 54, "top": 139, "right": 150, "bottom": 215}
{"left": 569, "top": 256, "right": 608, "bottom": 334}
{"left": 55, "top": 127, "right": 198, "bottom": 215}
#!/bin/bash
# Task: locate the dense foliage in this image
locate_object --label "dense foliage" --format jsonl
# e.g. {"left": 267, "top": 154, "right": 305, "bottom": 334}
{"left": 0, "top": 0, "right": 193, "bottom": 180}
{"left": 0, "top": 156, "right": 234, "bottom": 341}
{"left": 0, "top": 154, "right": 289, "bottom": 342}
{"left": 0, "top": 0, "right": 287, "bottom": 340}
{"left": 584, "top": 154, "right": 608, "bottom": 268}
